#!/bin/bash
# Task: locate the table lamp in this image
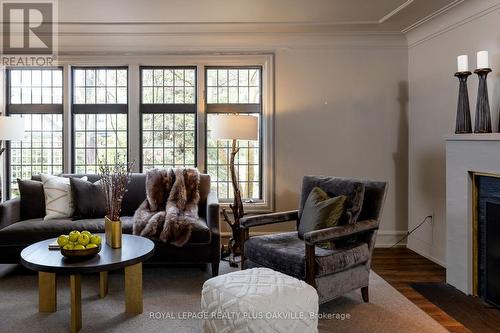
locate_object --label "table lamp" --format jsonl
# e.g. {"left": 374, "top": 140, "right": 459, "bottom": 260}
{"left": 210, "top": 114, "right": 259, "bottom": 266}
{"left": 0, "top": 116, "right": 25, "bottom": 200}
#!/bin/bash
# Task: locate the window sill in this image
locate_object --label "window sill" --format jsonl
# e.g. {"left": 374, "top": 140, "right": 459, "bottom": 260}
{"left": 217, "top": 201, "right": 274, "bottom": 214}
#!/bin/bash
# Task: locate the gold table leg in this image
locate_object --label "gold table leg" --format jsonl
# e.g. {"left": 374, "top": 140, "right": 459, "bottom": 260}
{"left": 70, "top": 274, "right": 82, "bottom": 333}
{"left": 39, "top": 272, "right": 57, "bottom": 312}
{"left": 100, "top": 272, "right": 108, "bottom": 298}
{"left": 125, "top": 263, "right": 143, "bottom": 314}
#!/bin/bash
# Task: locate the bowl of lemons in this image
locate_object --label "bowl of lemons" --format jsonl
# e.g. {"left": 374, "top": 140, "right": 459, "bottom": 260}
{"left": 58, "top": 231, "right": 102, "bottom": 259}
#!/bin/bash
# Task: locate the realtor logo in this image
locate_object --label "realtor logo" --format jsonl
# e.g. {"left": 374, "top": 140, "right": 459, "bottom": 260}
{"left": 1, "top": 0, "right": 55, "bottom": 55}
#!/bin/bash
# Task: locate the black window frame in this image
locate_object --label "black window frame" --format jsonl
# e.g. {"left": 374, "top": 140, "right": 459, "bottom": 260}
{"left": 204, "top": 65, "right": 263, "bottom": 201}
{"left": 71, "top": 66, "right": 129, "bottom": 173}
{"left": 139, "top": 65, "right": 198, "bottom": 172}
{"left": 5, "top": 67, "right": 65, "bottom": 199}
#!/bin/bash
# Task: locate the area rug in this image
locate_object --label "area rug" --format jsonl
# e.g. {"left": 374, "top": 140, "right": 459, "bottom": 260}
{"left": 0, "top": 263, "right": 447, "bottom": 333}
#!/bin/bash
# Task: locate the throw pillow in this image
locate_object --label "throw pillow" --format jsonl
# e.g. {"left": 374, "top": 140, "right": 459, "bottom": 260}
{"left": 41, "top": 174, "right": 87, "bottom": 220}
{"left": 300, "top": 177, "right": 365, "bottom": 225}
{"left": 17, "top": 179, "right": 46, "bottom": 220}
{"left": 70, "top": 177, "right": 106, "bottom": 220}
{"left": 298, "top": 187, "right": 347, "bottom": 241}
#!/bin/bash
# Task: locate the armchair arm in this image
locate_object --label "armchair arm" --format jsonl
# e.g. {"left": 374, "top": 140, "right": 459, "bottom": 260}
{"left": 303, "top": 219, "right": 378, "bottom": 245}
{"left": 240, "top": 210, "right": 298, "bottom": 229}
{"left": 206, "top": 191, "right": 220, "bottom": 237}
{"left": 206, "top": 191, "right": 220, "bottom": 263}
{"left": 0, "top": 198, "right": 21, "bottom": 230}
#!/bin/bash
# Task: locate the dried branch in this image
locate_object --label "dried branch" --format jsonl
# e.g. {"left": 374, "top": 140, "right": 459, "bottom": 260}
{"left": 99, "top": 161, "right": 134, "bottom": 221}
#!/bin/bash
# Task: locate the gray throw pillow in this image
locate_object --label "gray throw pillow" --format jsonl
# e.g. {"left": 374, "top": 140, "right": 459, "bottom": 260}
{"left": 17, "top": 179, "right": 46, "bottom": 220}
{"left": 300, "top": 177, "right": 365, "bottom": 225}
{"left": 70, "top": 177, "right": 106, "bottom": 220}
{"left": 298, "top": 187, "right": 347, "bottom": 239}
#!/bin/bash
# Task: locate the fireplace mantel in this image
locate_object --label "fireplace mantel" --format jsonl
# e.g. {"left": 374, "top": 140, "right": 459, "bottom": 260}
{"left": 445, "top": 134, "right": 500, "bottom": 141}
{"left": 446, "top": 135, "right": 500, "bottom": 295}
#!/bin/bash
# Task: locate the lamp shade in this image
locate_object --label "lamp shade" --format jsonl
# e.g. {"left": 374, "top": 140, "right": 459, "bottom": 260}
{"left": 0, "top": 116, "right": 25, "bottom": 141}
{"left": 210, "top": 115, "right": 259, "bottom": 140}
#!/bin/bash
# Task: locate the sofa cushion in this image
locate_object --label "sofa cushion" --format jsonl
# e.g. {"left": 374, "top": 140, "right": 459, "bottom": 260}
{"left": 0, "top": 217, "right": 133, "bottom": 247}
{"left": 17, "top": 179, "right": 46, "bottom": 220}
{"left": 0, "top": 216, "right": 210, "bottom": 247}
{"left": 244, "top": 232, "right": 370, "bottom": 279}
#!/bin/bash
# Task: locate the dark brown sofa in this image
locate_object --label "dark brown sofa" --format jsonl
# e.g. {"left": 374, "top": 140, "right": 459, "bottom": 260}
{"left": 0, "top": 173, "right": 221, "bottom": 276}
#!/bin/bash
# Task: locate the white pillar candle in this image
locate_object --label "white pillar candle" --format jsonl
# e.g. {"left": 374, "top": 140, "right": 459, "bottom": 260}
{"left": 477, "top": 50, "right": 489, "bottom": 69}
{"left": 457, "top": 55, "right": 468, "bottom": 72}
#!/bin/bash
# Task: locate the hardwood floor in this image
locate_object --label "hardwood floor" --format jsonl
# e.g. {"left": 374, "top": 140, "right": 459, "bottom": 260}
{"left": 371, "top": 247, "right": 471, "bottom": 333}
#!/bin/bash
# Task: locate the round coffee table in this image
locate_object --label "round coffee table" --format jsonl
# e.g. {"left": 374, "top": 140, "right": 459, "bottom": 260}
{"left": 20, "top": 234, "right": 154, "bottom": 333}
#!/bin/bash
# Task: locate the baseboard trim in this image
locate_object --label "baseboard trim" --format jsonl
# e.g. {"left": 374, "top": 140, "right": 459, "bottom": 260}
{"left": 221, "top": 230, "right": 407, "bottom": 248}
{"left": 407, "top": 241, "right": 446, "bottom": 267}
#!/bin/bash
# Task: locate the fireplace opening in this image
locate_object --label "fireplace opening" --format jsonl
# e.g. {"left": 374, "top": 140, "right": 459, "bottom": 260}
{"left": 473, "top": 173, "right": 500, "bottom": 307}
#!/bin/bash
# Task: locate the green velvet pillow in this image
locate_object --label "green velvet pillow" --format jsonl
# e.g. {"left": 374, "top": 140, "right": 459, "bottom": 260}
{"left": 298, "top": 187, "right": 347, "bottom": 246}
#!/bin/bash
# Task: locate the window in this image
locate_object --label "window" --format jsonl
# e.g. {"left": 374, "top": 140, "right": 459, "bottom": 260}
{"left": 140, "top": 67, "right": 196, "bottom": 171}
{"left": 72, "top": 67, "right": 128, "bottom": 173}
{"left": 6, "top": 68, "right": 64, "bottom": 197}
{"left": 205, "top": 67, "right": 262, "bottom": 201}
{"left": 3, "top": 59, "right": 272, "bottom": 208}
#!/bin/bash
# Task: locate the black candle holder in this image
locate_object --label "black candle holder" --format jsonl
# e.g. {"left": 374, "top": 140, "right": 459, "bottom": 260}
{"left": 454, "top": 71, "right": 472, "bottom": 134}
{"left": 474, "top": 68, "right": 492, "bottom": 133}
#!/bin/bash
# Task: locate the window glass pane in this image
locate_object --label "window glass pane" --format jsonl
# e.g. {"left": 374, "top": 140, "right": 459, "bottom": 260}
{"left": 140, "top": 67, "right": 197, "bottom": 171}
{"left": 10, "top": 68, "right": 62, "bottom": 105}
{"left": 205, "top": 66, "right": 262, "bottom": 201}
{"left": 206, "top": 68, "right": 260, "bottom": 105}
{"left": 9, "top": 114, "right": 63, "bottom": 197}
{"left": 73, "top": 113, "right": 128, "bottom": 173}
{"left": 141, "top": 113, "right": 195, "bottom": 171}
{"left": 207, "top": 113, "right": 260, "bottom": 201}
{"left": 73, "top": 68, "right": 127, "bottom": 104}
{"left": 72, "top": 67, "right": 128, "bottom": 173}
{"left": 7, "top": 68, "right": 63, "bottom": 197}
{"left": 141, "top": 68, "right": 195, "bottom": 105}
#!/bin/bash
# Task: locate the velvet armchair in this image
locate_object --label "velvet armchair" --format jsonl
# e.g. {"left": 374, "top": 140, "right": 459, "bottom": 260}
{"left": 240, "top": 176, "right": 387, "bottom": 304}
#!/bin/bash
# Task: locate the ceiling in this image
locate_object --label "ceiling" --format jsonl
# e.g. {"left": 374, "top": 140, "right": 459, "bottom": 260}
{"left": 58, "top": 0, "right": 464, "bottom": 34}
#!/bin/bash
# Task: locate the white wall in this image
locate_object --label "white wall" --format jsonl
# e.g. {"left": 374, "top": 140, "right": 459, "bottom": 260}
{"left": 272, "top": 45, "right": 408, "bottom": 246}
{"left": 407, "top": 0, "right": 500, "bottom": 265}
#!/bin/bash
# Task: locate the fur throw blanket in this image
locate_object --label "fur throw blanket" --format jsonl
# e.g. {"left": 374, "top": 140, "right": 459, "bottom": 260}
{"left": 133, "top": 167, "right": 200, "bottom": 247}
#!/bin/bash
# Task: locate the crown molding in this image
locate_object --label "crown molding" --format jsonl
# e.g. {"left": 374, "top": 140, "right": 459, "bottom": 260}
{"left": 54, "top": 31, "right": 407, "bottom": 54}
{"left": 406, "top": 1, "right": 500, "bottom": 48}
{"left": 401, "top": 0, "right": 464, "bottom": 33}
{"left": 379, "top": 0, "right": 415, "bottom": 23}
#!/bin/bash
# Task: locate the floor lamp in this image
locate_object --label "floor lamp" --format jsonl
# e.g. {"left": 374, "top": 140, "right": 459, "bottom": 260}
{"left": 0, "top": 116, "right": 25, "bottom": 201}
{"left": 210, "top": 114, "right": 259, "bottom": 266}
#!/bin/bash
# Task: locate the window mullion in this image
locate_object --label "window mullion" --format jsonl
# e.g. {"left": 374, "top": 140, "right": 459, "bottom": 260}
{"left": 128, "top": 64, "right": 140, "bottom": 172}
{"left": 197, "top": 64, "right": 206, "bottom": 173}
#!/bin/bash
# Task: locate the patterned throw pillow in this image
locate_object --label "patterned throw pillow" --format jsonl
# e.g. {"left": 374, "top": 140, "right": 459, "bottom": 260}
{"left": 41, "top": 174, "right": 87, "bottom": 220}
{"left": 298, "top": 187, "right": 347, "bottom": 242}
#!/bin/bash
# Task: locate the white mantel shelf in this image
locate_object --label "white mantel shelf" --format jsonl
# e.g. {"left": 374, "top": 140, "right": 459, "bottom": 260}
{"left": 445, "top": 134, "right": 500, "bottom": 141}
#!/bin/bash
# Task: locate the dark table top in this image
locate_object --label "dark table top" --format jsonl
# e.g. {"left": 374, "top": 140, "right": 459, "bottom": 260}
{"left": 20, "top": 234, "right": 155, "bottom": 274}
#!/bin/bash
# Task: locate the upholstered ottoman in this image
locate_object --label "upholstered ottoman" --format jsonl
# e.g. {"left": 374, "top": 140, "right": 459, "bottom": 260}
{"left": 201, "top": 267, "right": 319, "bottom": 333}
